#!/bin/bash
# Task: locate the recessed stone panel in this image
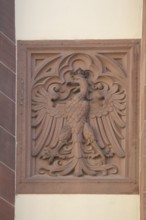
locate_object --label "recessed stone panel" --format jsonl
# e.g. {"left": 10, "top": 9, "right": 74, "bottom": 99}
{"left": 17, "top": 40, "right": 140, "bottom": 193}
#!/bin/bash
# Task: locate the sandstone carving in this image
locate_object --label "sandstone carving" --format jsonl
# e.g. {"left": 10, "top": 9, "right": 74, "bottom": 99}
{"left": 31, "top": 53, "right": 126, "bottom": 176}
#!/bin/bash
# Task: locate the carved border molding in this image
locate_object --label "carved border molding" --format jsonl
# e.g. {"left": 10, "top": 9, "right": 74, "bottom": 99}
{"left": 17, "top": 40, "right": 140, "bottom": 194}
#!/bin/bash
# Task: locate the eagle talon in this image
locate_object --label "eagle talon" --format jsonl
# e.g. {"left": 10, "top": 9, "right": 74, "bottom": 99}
{"left": 48, "top": 151, "right": 66, "bottom": 164}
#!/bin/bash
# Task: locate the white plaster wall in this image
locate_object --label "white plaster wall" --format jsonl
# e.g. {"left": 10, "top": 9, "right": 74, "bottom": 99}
{"left": 15, "top": 0, "right": 142, "bottom": 40}
{"left": 15, "top": 195, "right": 140, "bottom": 220}
{"left": 15, "top": 0, "right": 142, "bottom": 220}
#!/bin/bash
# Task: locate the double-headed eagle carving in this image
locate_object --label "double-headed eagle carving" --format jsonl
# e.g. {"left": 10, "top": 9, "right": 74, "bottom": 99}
{"left": 31, "top": 53, "right": 126, "bottom": 177}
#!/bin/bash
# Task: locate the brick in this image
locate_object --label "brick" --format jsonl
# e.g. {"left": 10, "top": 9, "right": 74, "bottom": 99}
{"left": 0, "top": 93, "right": 15, "bottom": 135}
{"left": 0, "top": 33, "right": 15, "bottom": 71}
{"left": 0, "top": 198, "right": 14, "bottom": 220}
{"left": 0, "top": 163, "right": 14, "bottom": 204}
{"left": 0, "top": 63, "right": 15, "bottom": 100}
{"left": 0, "top": 0, "right": 15, "bottom": 41}
{"left": 0, "top": 127, "right": 15, "bottom": 170}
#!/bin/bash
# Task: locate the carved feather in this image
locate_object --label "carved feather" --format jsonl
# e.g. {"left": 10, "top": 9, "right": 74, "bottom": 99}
{"left": 102, "top": 116, "right": 125, "bottom": 157}
{"left": 109, "top": 114, "right": 124, "bottom": 139}
{"left": 50, "top": 117, "right": 64, "bottom": 149}
{"left": 32, "top": 87, "right": 65, "bottom": 157}
{"left": 89, "top": 83, "right": 126, "bottom": 157}
{"left": 45, "top": 117, "right": 57, "bottom": 146}
{"left": 89, "top": 118, "right": 105, "bottom": 148}
{"left": 97, "top": 117, "right": 109, "bottom": 146}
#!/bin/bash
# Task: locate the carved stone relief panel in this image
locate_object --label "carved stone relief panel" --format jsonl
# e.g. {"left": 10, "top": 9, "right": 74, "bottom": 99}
{"left": 17, "top": 40, "right": 139, "bottom": 193}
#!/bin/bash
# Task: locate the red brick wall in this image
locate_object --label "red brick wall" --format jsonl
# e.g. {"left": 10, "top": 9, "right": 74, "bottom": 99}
{"left": 0, "top": 0, "right": 15, "bottom": 219}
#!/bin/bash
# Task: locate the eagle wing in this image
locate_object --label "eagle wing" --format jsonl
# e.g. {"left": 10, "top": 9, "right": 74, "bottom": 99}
{"left": 31, "top": 86, "right": 65, "bottom": 157}
{"left": 89, "top": 82, "right": 126, "bottom": 157}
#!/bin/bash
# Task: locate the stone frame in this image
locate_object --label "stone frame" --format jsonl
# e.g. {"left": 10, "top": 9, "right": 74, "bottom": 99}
{"left": 17, "top": 40, "right": 140, "bottom": 194}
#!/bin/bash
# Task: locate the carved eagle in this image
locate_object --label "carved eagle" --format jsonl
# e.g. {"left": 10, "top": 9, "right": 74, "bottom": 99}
{"left": 31, "top": 53, "right": 126, "bottom": 176}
